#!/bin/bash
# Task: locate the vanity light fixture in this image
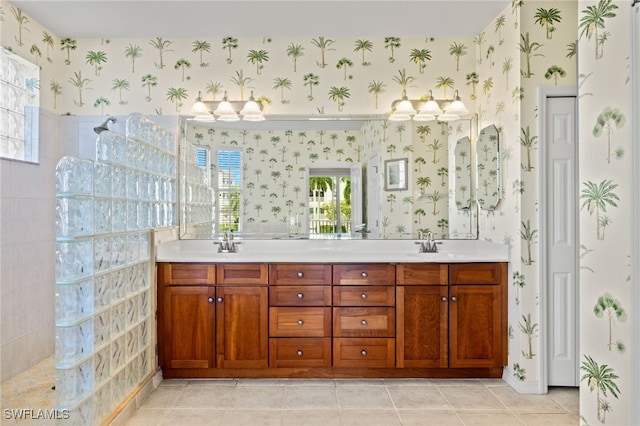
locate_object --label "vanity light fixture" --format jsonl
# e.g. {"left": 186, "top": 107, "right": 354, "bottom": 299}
{"left": 191, "top": 90, "right": 265, "bottom": 122}
{"left": 388, "top": 89, "right": 469, "bottom": 122}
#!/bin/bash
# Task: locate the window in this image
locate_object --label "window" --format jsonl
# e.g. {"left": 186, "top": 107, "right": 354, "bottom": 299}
{"left": 216, "top": 149, "right": 242, "bottom": 233}
{"left": 308, "top": 168, "right": 352, "bottom": 234}
{"left": 1, "top": 48, "right": 39, "bottom": 163}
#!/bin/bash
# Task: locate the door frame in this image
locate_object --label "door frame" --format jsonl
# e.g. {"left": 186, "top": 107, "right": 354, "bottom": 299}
{"left": 537, "top": 85, "right": 579, "bottom": 393}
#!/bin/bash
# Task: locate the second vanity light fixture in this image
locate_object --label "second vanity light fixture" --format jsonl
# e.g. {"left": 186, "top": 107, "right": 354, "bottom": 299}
{"left": 389, "top": 89, "right": 469, "bottom": 122}
{"left": 191, "top": 90, "right": 265, "bottom": 122}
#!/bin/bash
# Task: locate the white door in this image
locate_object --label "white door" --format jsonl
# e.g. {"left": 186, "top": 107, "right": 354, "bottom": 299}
{"left": 366, "top": 152, "right": 381, "bottom": 236}
{"left": 545, "top": 95, "right": 579, "bottom": 387}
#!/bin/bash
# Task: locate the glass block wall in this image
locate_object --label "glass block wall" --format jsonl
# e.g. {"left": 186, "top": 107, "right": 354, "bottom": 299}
{"left": 54, "top": 113, "right": 176, "bottom": 424}
{"left": 180, "top": 136, "right": 214, "bottom": 238}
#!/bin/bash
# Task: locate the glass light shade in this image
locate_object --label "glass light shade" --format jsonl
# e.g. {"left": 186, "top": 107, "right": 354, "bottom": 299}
{"left": 413, "top": 111, "right": 437, "bottom": 121}
{"left": 394, "top": 98, "right": 417, "bottom": 115}
{"left": 213, "top": 100, "right": 236, "bottom": 116}
{"left": 445, "top": 99, "right": 469, "bottom": 115}
{"left": 240, "top": 99, "right": 262, "bottom": 116}
{"left": 191, "top": 100, "right": 209, "bottom": 116}
{"left": 421, "top": 99, "right": 443, "bottom": 116}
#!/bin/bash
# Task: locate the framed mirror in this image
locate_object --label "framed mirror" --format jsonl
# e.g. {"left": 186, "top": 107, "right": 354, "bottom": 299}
{"left": 178, "top": 115, "right": 478, "bottom": 240}
{"left": 384, "top": 158, "right": 408, "bottom": 191}
{"left": 476, "top": 124, "right": 500, "bottom": 211}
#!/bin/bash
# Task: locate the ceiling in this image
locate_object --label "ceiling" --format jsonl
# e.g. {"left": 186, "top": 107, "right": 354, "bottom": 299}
{"left": 11, "top": 1, "right": 510, "bottom": 39}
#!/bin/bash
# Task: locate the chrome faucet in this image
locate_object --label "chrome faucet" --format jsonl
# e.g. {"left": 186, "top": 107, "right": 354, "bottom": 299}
{"left": 215, "top": 231, "right": 241, "bottom": 253}
{"left": 416, "top": 231, "right": 440, "bottom": 253}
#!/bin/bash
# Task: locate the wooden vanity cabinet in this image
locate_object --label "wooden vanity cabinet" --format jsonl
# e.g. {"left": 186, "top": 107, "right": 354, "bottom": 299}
{"left": 396, "top": 263, "right": 507, "bottom": 371}
{"left": 157, "top": 263, "right": 216, "bottom": 369}
{"left": 216, "top": 264, "right": 268, "bottom": 369}
{"left": 268, "top": 264, "right": 332, "bottom": 368}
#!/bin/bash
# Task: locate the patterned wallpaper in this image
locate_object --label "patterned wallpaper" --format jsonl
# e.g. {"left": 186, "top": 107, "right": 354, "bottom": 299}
{"left": 0, "top": 0, "right": 636, "bottom": 423}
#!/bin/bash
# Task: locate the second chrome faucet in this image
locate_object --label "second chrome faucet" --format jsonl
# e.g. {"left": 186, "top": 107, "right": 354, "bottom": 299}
{"left": 416, "top": 231, "right": 440, "bottom": 253}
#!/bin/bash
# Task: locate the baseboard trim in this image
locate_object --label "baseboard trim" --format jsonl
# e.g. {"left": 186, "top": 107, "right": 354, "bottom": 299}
{"left": 502, "top": 369, "right": 544, "bottom": 394}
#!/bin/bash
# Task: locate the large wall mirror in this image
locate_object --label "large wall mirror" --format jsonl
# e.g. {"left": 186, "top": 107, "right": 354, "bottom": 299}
{"left": 476, "top": 124, "right": 500, "bottom": 211}
{"left": 178, "top": 115, "right": 479, "bottom": 240}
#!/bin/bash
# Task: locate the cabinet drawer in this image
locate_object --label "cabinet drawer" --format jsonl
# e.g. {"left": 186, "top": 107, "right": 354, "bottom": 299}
{"left": 269, "top": 307, "right": 331, "bottom": 337}
{"left": 217, "top": 263, "right": 268, "bottom": 285}
{"left": 158, "top": 263, "right": 215, "bottom": 285}
{"left": 333, "top": 307, "right": 395, "bottom": 337}
{"left": 269, "top": 264, "right": 332, "bottom": 285}
{"left": 269, "top": 338, "right": 331, "bottom": 368}
{"left": 396, "top": 264, "right": 448, "bottom": 285}
{"left": 333, "top": 286, "right": 395, "bottom": 307}
{"left": 333, "top": 264, "right": 395, "bottom": 285}
{"left": 269, "top": 286, "right": 331, "bottom": 306}
{"left": 449, "top": 263, "right": 505, "bottom": 285}
{"left": 333, "top": 338, "right": 395, "bottom": 368}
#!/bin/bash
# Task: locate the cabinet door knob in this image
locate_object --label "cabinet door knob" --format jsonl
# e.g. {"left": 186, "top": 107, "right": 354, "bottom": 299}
{"left": 297, "top": 293, "right": 304, "bottom": 299}
{"left": 361, "top": 293, "right": 367, "bottom": 299}
{"left": 361, "top": 350, "right": 367, "bottom": 357}
{"left": 296, "top": 350, "right": 303, "bottom": 357}
{"left": 297, "top": 271, "right": 304, "bottom": 278}
{"left": 361, "top": 319, "right": 368, "bottom": 326}
{"left": 208, "top": 297, "right": 214, "bottom": 303}
{"left": 441, "top": 296, "right": 448, "bottom": 302}
{"left": 361, "top": 272, "right": 368, "bottom": 278}
{"left": 297, "top": 319, "right": 304, "bottom": 325}
{"left": 216, "top": 297, "right": 223, "bottom": 303}
{"left": 451, "top": 296, "right": 458, "bottom": 302}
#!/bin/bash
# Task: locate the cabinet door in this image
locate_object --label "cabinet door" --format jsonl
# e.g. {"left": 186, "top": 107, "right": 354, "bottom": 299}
{"left": 449, "top": 285, "right": 502, "bottom": 368}
{"left": 396, "top": 286, "right": 448, "bottom": 368}
{"left": 216, "top": 286, "right": 268, "bottom": 368}
{"left": 159, "top": 286, "right": 215, "bottom": 369}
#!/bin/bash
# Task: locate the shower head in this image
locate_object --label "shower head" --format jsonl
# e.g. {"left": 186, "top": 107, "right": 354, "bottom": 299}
{"left": 94, "top": 117, "right": 117, "bottom": 134}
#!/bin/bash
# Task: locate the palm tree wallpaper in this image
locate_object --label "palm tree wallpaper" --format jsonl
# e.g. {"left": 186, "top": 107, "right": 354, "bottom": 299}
{"left": 0, "top": 0, "right": 634, "bottom": 424}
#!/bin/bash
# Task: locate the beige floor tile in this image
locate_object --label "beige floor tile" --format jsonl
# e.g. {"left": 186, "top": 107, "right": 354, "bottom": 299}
{"left": 517, "top": 412, "right": 579, "bottom": 425}
{"left": 398, "top": 409, "right": 463, "bottom": 425}
{"left": 161, "top": 408, "right": 225, "bottom": 426}
{"left": 282, "top": 409, "right": 341, "bottom": 426}
{"left": 123, "top": 407, "right": 174, "bottom": 426}
{"left": 336, "top": 385, "right": 394, "bottom": 409}
{"left": 139, "top": 386, "right": 186, "bottom": 409}
{"left": 174, "top": 386, "right": 236, "bottom": 409}
{"left": 236, "top": 378, "right": 288, "bottom": 386}
{"left": 547, "top": 387, "right": 580, "bottom": 415}
{"left": 386, "top": 385, "right": 451, "bottom": 409}
{"left": 230, "top": 385, "right": 285, "bottom": 409}
{"left": 286, "top": 378, "right": 336, "bottom": 387}
{"left": 438, "top": 385, "right": 506, "bottom": 410}
{"left": 284, "top": 385, "right": 338, "bottom": 409}
{"left": 339, "top": 409, "right": 402, "bottom": 426}
{"left": 334, "top": 378, "right": 385, "bottom": 386}
{"left": 220, "top": 409, "right": 283, "bottom": 426}
{"left": 489, "top": 386, "right": 564, "bottom": 413}
{"left": 456, "top": 410, "right": 525, "bottom": 425}
{"left": 383, "top": 378, "right": 435, "bottom": 386}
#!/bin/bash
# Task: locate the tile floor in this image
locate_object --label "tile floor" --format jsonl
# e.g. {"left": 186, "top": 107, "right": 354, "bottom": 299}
{"left": 124, "top": 378, "right": 579, "bottom": 426}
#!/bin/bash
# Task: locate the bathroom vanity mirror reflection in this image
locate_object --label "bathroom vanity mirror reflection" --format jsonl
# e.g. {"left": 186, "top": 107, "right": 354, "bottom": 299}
{"left": 476, "top": 124, "right": 500, "bottom": 211}
{"left": 178, "top": 116, "right": 478, "bottom": 240}
{"left": 453, "top": 136, "right": 472, "bottom": 211}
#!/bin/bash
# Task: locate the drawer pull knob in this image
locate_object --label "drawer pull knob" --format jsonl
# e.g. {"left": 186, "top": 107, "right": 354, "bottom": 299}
{"left": 296, "top": 350, "right": 303, "bottom": 357}
{"left": 441, "top": 296, "right": 448, "bottom": 302}
{"left": 297, "top": 320, "right": 304, "bottom": 325}
{"left": 361, "top": 319, "right": 368, "bottom": 326}
{"left": 361, "top": 272, "right": 368, "bottom": 278}
{"left": 361, "top": 293, "right": 367, "bottom": 299}
{"left": 208, "top": 297, "right": 214, "bottom": 303}
{"left": 216, "top": 297, "right": 223, "bottom": 303}
{"left": 361, "top": 350, "right": 367, "bottom": 356}
{"left": 297, "top": 293, "right": 304, "bottom": 299}
{"left": 297, "top": 272, "right": 304, "bottom": 278}
{"left": 451, "top": 296, "right": 458, "bottom": 302}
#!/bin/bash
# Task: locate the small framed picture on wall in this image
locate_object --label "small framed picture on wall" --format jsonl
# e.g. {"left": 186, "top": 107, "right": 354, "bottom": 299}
{"left": 384, "top": 158, "right": 408, "bottom": 191}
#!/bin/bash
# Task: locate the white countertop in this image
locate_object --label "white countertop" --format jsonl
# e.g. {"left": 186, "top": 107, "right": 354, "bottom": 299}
{"left": 156, "top": 239, "right": 509, "bottom": 263}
